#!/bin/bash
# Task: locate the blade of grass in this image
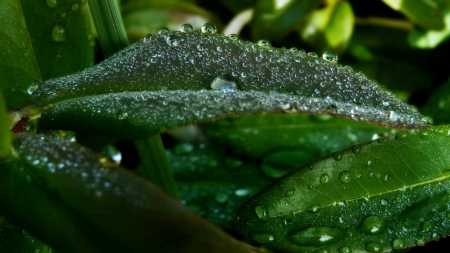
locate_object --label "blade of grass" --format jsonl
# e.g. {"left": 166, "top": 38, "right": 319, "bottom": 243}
{"left": 87, "top": 0, "right": 178, "bottom": 199}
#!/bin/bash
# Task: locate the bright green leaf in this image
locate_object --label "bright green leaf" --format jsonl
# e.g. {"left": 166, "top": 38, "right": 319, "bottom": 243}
{"left": 382, "top": 0, "right": 445, "bottom": 30}
{"left": 408, "top": 8, "right": 450, "bottom": 49}
{"left": 251, "top": 0, "right": 323, "bottom": 41}
{"left": 233, "top": 125, "right": 450, "bottom": 252}
{"left": 27, "top": 28, "right": 427, "bottom": 139}
{"left": 0, "top": 133, "right": 253, "bottom": 253}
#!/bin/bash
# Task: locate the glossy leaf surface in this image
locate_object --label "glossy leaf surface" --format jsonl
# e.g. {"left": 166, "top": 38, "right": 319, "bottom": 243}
{"left": 28, "top": 27, "right": 427, "bottom": 139}
{"left": 233, "top": 125, "right": 450, "bottom": 252}
{"left": 0, "top": 133, "right": 252, "bottom": 253}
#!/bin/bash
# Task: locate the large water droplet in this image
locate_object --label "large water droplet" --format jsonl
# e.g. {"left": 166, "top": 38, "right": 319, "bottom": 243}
{"left": 360, "top": 216, "right": 386, "bottom": 234}
{"left": 257, "top": 39, "right": 271, "bottom": 48}
{"left": 158, "top": 27, "right": 170, "bottom": 34}
{"left": 210, "top": 75, "right": 238, "bottom": 92}
{"left": 288, "top": 227, "right": 344, "bottom": 246}
{"left": 320, "top": 174, "right": 330, "bottom": 184}
{"left": 332, "top": 151, "right": 344, "bottom": 161}
{"left": 180, "top": 23, "right": 193, "bottom": 33}
{"left": 46, "top": 0, "right": 58, "bottom": 8}
{"left": 322, "top": 51, "right": 338, "bottom": 63}
{"left": 365, "top": 242, "right": 382, "bottom": 252}
{"left": 201, "top": 23, "right": 217, "bottom": 35}
{"left": 307, "top": 51, "right": 318, "bottom": 57}
{"left": 27, "top": 81, "right": 40, "bottom": 95}
{"left": 228, "top": 34, "right": 238, "bottom": 40}
{"left": 166, "top": 34, "right": 180, "bottom": 47}
{"left": 51, "top": 24, "right": 67, "bottom": 42}
{"left": 143, "top": 34, "right": 152, "bottom": 43}
{"left": 250, "top": 232, "right": 275, "bottom": 243}
{"left": 392, "top": 238, "right": 406, "bottom": 250}
{"left": 254, "top": 205, "right": 269, "bottom": 220}
{"left": 339, "top": 171, "right": 351, "bottom": 183}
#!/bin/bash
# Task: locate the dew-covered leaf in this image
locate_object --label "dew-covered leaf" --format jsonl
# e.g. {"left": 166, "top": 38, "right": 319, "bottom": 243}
{"left": 0, "top": 133, "right": 252, "bottom": 253}
{"left": 0, "top": 0, "right": 94, "bottom": 110}
{"left": 207, "top": 114, "right": 393, "bottom": 159}
{"left": 232, "top": 125, "right": 450, "bottom": 252}
{"left": 27, "top": 26, "right": 428, "bottom": 139}
{"left": 251, "top": 0, "right": 323, "bottom": 41}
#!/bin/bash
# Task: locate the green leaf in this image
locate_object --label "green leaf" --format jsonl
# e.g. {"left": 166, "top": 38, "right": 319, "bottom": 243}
{"left": 207, "top": 114, "right": 393, "bottom": 159}
{"left": 421, "top": 78, "right": 450, "bottom": 125}
{"left": 299, "top": 0, "right": 355, "bottom": 54}
{"left": 0, "top": 0, "right": 94, "bottom": 110}
{"left": 28, "top": 27, "right": 427, "bottom": 139}
{"left": 0, "top": 133, "right": 252, "bottom": 253}
{"left": 408, "top": 8, "right": 450, "bottom": 49}
{"left": 382, "top": 0, "right": 445, "bottom": 30}
{"left": 251, "top": 0, "right": 323, "bottom": 41}
{"left": 232, "top": 126, "right": 450, "bottom": 252}
{"left": 0, "top": 227, "right": 55, "bottom": 253}
{"left": 0, "top": 90, "right": 11, "bottom": 158}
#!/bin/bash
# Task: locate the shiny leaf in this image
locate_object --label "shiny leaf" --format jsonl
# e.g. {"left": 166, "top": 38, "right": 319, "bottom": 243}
{"left": 233, "top": 125, "right": 450, "bottom": 252}
{"left": 0, "top": 133, "right": 252, "bottom": 253}
{"left": 28, "top": 26, "right": 428, "bottom": 140}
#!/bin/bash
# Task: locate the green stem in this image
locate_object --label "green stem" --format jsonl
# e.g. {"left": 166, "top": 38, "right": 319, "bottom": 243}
{"left": 87, "top": 0, "right": 179, "bottom": 199}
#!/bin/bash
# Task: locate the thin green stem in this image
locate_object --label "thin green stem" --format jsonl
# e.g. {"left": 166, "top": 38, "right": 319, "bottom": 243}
{"left": 87, "top": 0, "right": 179, "bottom": 199}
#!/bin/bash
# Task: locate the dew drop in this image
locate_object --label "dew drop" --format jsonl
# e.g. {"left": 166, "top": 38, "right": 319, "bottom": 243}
{"left": 46, "top": 0, "right": 58, "bottom": 8}
{"left": 332, "top": 151, "right": 344, "bottom": 161}
{"left": 365, "top": 242, "right": 382, "bottom": 252}
{"left": 257, "top": 39, "right": 271, "bottom": 48}
{"left": 290, "top": 47, "right": 298, "bottom": 52}
{"left": 27, "top": 81, "right": 40, "bottom": 95}
{"left": 420, "top": 131, "right": 430, "bottom": 139}
{"left": 285, "top": 188, "right": 295, "bottom": 197}
{"left": 384, "top": 174, "right": 391, "bottom": 182}
{"left": 158, "top": 27, "right": 170, "bottom": 34}
{"left": 338, "top": 246, "right": 352, "bottom": 253}
{"left": 228, "top": 34, "right": 238, "bottom": 40}
{"left": 210, "top": 75, "right": 238, "bottom": 92}
{"left": 254, "top": 205, "right": 269, "bottom": 220}
{"left": 392, "top": 238, "right": 406, "bottom": 250}
{"left": 307, "top": 51, "right": 318, "bottom": 57}
{"left": 71, "top": 3, "right": 79, "bottom": 11}
{"left": 360, "top": 216, "right": 386, "bottom": 235}
{"left": 284, "top": 219, "right": 292, "bottom": 225}
{"left": 416, "top": 238, "right": 425, "bottom": 246}
{"left": 143, "top": 34, "right": 152, "bottom": 43}
{"left": 320, "top": 174, "right": 330, "bottom": 184}
{"left": 235, "top": 188, "right": 250, "bottom": 197}
{"left": 288, "top": 227, "right": 344, "bottom": 246}
{"left": 339, "top": 171, "right": 351, "bottom": 183}
{"left": 215, "top": 192, "right": 229, "bottom": 203}
{"left": 322, "top": 51, "right": 338, "bottom": 63}
{"left": 201, "top": 23, "right": 217, "bottom": 35}
{"left": 352, "top": 146, "right": 361, "bottom": 154}
{"left": 51, "top": 24, "right": 67, "bottom": 42}
{"left": 395, "top": 131, "right": 409, "bottom": 140}
{"left": 166, "top": 34, "right": 181, "bottom": 47}
{"left": 421, "top": 116, "right": 433, "bottom": 125}
{"left": 250, "top": 232, "right": 275, "bottom": 243}
{"left": 180, "top": 23, "right": 193, "bottom": 33}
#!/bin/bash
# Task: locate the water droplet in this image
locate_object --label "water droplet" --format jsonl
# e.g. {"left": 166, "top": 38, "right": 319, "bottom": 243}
{"left": 307, "top": 51, "right": 318, "bottom": 57}
{"left": 235, "top": 188, "right": 249, "bottom": 197}
{"left": 210, "top": 75, "right": 238, "bottom": 92}
{"left": 285, "top": 188, "right": 295, "bottom": 197}
{"left": 395, "top": 131, "right": 409, "bottom": 140}
{"left": 215, "top": 192, "right": 229, "bottom": 203}
{"left": 365, "top": 242, "right": 382, "bottom": 252}
{"left": 290, "top": 47, "right": 298, "bottom": 52}
{"left": 320, "top": 174, "right": 330, "bottom": 184}
{"left": 46, "top": 0, "right": 58, "bottom": 8}
{"left": 158, "top": 27, "right": 170, "bottom": 34}
{"left": 416, "top": 238, "right": 425, "bottom": 246}
{"left": 143, "top": 34, "right": 152, "bottom": 43}
{"left": 284, "top": 219, "right": 293, "bottom": 225}
{"left": 352, "top": 146, "right": 361, "bottom": 154}
{"left": 338, "top": 246, "right": 352, "bottom": 253}
{"left": 392, "top": 238, "right": 406, "bottom": 250}
{"left": 288, "top": 227, "right": 344, "bottom": 246}
{"left": 389, "top": 111, "right": 399, "bottom": 122}
{"left": 180, "top": 23, "right": 193, "bottom": 33}
{"left": 71, "top": 3, "right": 79, "bottom": 11}
{"left": 339, "top": 171, "right": 351, "bottom": 183}
{"left": 322, "top": 51, "right": 338, "bottom": 63}
{"left": 228, "top": 34, "right": 238, "bottom": 40}
{"left": 201, "top": 23, "right": 217, "bottom": 35}
{"left": 432, "top": 232, "right": 440, "bottom": 241}
{"left": 420, "top": 131, "right": 430, "bottom": 139}
{"left": 332, "top": 151, "right": 344, "bottom": 161}
{"left": 250, "top": 232, "right": 275, "bottom": 243}
{"left": 117, "top": 111, "right": 128, "bottom": 120}
{"left": 308, "top": 205, "right": 319, "bottom": 213}
{"left": 421, "top": 116, "right": 433, "bottom": 125}
{"left": 257, "top": 39, "right": 271, "bottom": 48}
{"left": 377, "top": 137, "right": 388, "bottom": 144}
{"left": 360, "top": 216, "right": 386, "bottom": 235}
{"left": 384, "top": 174, "right": 391, "bottom": 182}
{"left": 166, "top": 34, "right": 180, "bottom": 47}
{"left": 27, "top": 81, "right": 40, "bottom": 95}
{"left": 254, "top": 205, "right": 269, "bottom": 220}
{"left": 51, "top": 24, "right": 67, "bottom": 42}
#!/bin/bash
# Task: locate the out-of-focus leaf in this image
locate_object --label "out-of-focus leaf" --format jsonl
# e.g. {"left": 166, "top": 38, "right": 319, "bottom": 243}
{"left": 408, "top": 8, "right": 450, "bottom": 49}
{"left": 421, "top": 78, "right": 450, "bottom": 125}
{"left": 0, "top": 133, "right": 253, "bottom": 253}
{"left": 299, "top": 0, "right": 354, "bottom": 54}
{"left": 28, "top": 28, "right": 427, "bottom": 140}
{"left": 0, "top": 0, "right": 94, "bottom": 110}
{"left": 233, "top": 126, "right": 450, "bottom": 252}
{"left": 122, "top": 0, "right": 219, "bottom": 42}
{"left": 347, "top": 41, "right": 373, "bottom": 61}
{"left": 0, "top": 227, "right": 55, "bottom": 253}
{"left": 382, "top": 0, "right": 445, "bottom": 30}
{"left": 0, "top": 90, "right": 11, "bottom": 157}
{"left": 207, "top": 114, "right": 393, "bottom": 159}
{"left": 251, "top": 0, "right": 323, "bottom": 41}
{"left": 219, "top": 0, "right": 257, "bottom": 14}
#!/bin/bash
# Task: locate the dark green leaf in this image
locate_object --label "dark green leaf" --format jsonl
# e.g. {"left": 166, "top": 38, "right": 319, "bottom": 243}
{"left": 0, "top": 90, "right": 11, "bottom": 157}
{"left": 232, "top": 126, "right": 450, "bottom": 252}
{"left": 0, "top": 227, "right": 55, "bottom": 253}
{"left": 382, "top": 0, "right": 445, "bottom": 30}
{"left": 422, "top": 78, "right": 450, "bottom": 125}
{"left": 251, "top": 0, "right": 324, "bottom": 41}
{"left": 28, "top": 27, "right": 428, "bottom": 139}
{"left": 0, "top": 0, "right": 94, "bottom": 110}
{"left": 0, "top": 133, "right": 252, "bottom": 253}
